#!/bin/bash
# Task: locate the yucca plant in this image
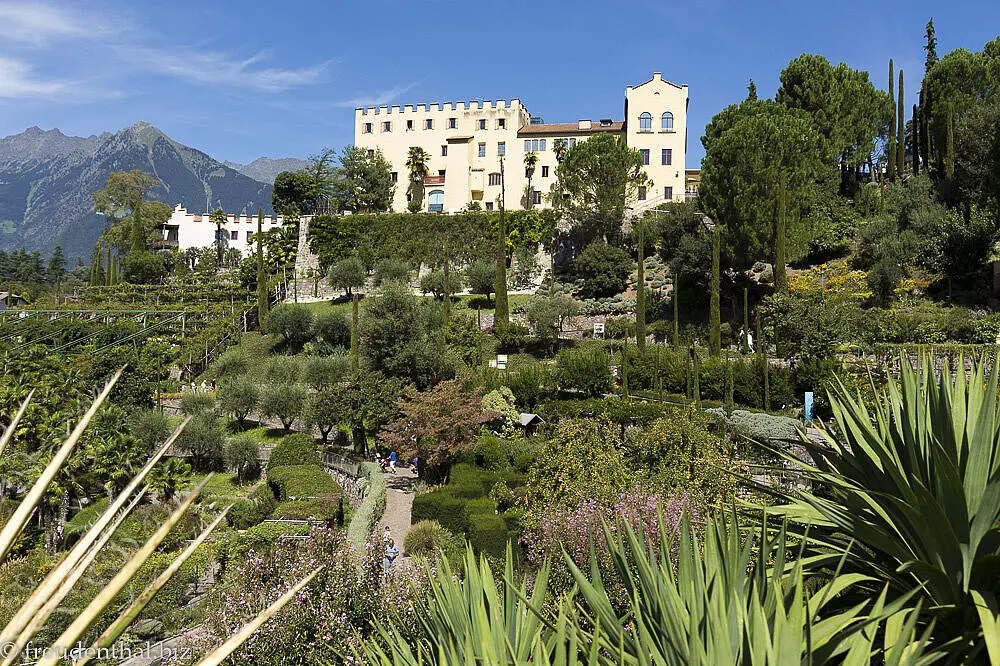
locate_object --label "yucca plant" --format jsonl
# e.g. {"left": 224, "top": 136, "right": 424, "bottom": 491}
{"left": 567, "top": 513, "right": 934, "bottom": 665}
{"left": 770, "top": 356, "right": 1000, "bottom": 661}
{"left": 0, "top": 370, "right": 320, "bottom": 665}
{"left": 355, "top": 546, "right": 595, "bottom": 665}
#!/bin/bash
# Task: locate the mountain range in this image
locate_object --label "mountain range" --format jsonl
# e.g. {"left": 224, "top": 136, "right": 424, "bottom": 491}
{"left": 0, "top": 122, "right": 304, "bottom": 260}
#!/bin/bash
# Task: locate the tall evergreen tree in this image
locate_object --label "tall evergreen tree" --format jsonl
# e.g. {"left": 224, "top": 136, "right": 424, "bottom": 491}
{"left": 747, "top": 78, "right": 758, "bottom": 100}
{"left": 912, "top": 103, "right": 920, "bottom": 175}
{"left": 708, "top": 221, "right": 721, "bottom": 356}
{"left": 256, "top": 208, "right": 268, "bottom": 325}
{"left": 494, "top": 157, "right": 510, "bottom": 331}
{"left": 924, "top": 18, "right": 939, "bottom": 72}
{"left": 897, "top": 69, "right": 906, "bottom": 176}
{"left": 888, "top": 59, "right": 896, "bottom": 182}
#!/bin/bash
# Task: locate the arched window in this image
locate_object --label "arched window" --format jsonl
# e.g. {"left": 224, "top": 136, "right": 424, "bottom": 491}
{"left": 662, "top": 112, "right": 674, "bottom": 131}
{"left": 638, "top": 112, "right": 652, "bottom": 132}
{"left": 428, "top": 189, "right": 445, "bottom": 213}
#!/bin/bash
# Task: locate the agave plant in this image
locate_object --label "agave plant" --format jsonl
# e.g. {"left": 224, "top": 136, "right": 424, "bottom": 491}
{"left": 771, "top": 356, "right": 1000, "bottom": 661}
{"left": 567, "top": 514, "right": 935, "bottom": 665}
{"left": 0, "top": 370, "right": 320, "bottom": 665}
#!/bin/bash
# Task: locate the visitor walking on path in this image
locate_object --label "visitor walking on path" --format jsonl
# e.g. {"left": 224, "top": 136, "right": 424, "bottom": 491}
{"left": 389, "top": 450, "right": 397, "bottom": 474}
{"left": 384, "top": 538, "right": 399, "bottom": 576}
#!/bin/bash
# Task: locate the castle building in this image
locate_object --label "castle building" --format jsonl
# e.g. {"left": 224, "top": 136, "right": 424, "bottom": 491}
{"left": 159, "top": 204, "right": 293, "bottom": 254}
{"left": 354, "top": 73, "right": 688, "bottom": 214}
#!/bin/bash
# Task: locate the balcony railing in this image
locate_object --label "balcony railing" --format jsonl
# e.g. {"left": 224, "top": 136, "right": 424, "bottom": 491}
{"left": 424, "top": 175, "right": 445, "bottom": 186}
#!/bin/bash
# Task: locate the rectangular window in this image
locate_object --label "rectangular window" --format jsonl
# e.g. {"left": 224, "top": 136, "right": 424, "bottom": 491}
{"left": 441, "top": 145, "right": 448, "bottom": 156}
{"left": 569, "top": 138, "right": 576, "bottom": 148}
{"left": 489, "top": 173, "right": 501, "bottom": 186}
{"left": 664, "top": 186, "right": 673, "bottom": 200}
{"left": 486, "top": 202, "right": 494, "bottom": 211}
{"left": 662, "top": 148, "right": 672, "bottom": 165}
{"left": 498, "top": 141, "right": 505, "bottom": 156}
{"left": 367, "top": 149, "right": 375, "bottom": 158}
{"left": 391, "top": 172, "right": 398, "bottom": 183}
{"left": 640, "top": 149, "right": 650, "bottom": 165}
{"left": 406, "top": 119, "right": 413, "bottom": 131}
{"left": 524, "top": 140, "right": 532, "bottom": 152}
{"left": 541, "top": 166, "right": 549, "bottom": 177}
{"left": 425, "top": 118, "right": 433, "bottom": 130}
{"left": 638, "top": 186, "right": 647, "bottom": 201}
{"left": 478, "top": 119, "right": 487, "bottom": 130}
{"left": 363, "top": 122, "right": 372, "bottom": 134}
{"left": 478, "top": 143, "right": 487, "bottom": 157}
{"left": 498, "top": 118, "right": 506, "bottom": 129}
{"left": 247, "top": 231, "right": 254, "bottom": 240}
{"left": 448, "top": 117, "right": 457, "bottom": 129}
{"left": 382, "top": 121, "right": 391, "bottom": 132}
{"left": 438, "top": 169, "right": 446, "bottom": 176}
{"left": 539, "top": 139, "right": 546, "bottom": 151}
{"left": 532, "top": 191, "right": 542, "bottom": 205}
{"left": 230, "top": 230, "right": 238, "bottom": 240}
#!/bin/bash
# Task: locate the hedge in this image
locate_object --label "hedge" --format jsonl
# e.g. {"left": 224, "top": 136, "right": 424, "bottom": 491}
{"left": 411, "top": 490, "right": 469, "bottom": 535}
{"left": 266, "top": 433, "right": 321, "bottom": 471}
{"left": 346, "top": 462, "right": 388, "bottom": 553}
{"left": 705, "top": 408, "right": 804, "bottom": 448}
{"left": 267, "top": 464, "right": 342, "bottom": 501}
{"left": 467, "top": 514, "right": 510, "bottom": 558}
{"left": 229, "top": 521, "right": 310, "bottom": 559}
{"left": 273, "top": 496, "right": 343, "bottom": 524}
{"left": 227, "top": 484, "right": 277, "bottom": 529}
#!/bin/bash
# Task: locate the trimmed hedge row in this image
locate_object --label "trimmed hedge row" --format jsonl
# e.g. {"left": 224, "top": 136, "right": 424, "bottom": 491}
{"left": 274, "top": 497, "right": 343, "bottom": 524}
{"left": 411, "top": 463, "right": 525, "bottom": 555}
{"left": 227, "top": 484, "right": 278, "bottom": 529}
{"left": 266, "top": 433, "right": 321, "bottom": 471}
{"left": 346, "top": 462, "right": 388, "bottom": 553}
{"left": 267, "top": 464, "right": 342, "bottom": 501}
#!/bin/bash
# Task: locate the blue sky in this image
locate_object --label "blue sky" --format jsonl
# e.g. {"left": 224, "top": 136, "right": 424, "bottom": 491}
{"left": 0, "top": 0, "right": 997, "bottom": 167}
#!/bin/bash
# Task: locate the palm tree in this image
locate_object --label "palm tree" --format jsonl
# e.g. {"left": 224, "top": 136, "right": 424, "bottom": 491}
{"left": 209, "top": 208, "right": 228, "bottom": 266}
{"left": 406, "top": 147, "right": 431, "bottom": 212}
{"left": 523, "top": 151, "right": 539, "bottom": 210}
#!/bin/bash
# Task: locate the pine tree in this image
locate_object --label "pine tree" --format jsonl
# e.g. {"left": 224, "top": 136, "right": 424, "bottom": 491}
{"left": 888, "top": 59, "right": 896, "bottom": 182}
{"left": 747, "top": 78, "right": 758, "bottom": 101}
{"left": 897, "top": 69, "right": 905, "bottom": 177}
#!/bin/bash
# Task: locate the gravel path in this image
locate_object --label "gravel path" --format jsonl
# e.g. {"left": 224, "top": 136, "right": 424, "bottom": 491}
{"left": 378, "top": 467, "right": 415, "bottom": 556}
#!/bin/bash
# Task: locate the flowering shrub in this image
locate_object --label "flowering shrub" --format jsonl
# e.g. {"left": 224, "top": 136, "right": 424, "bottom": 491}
{"left": 788, "top": 261, "right": 871, "bottom": 300}
{"left": 169, "top": 528, "right": 428, "bottom": 665}
{"left": 524, "top": 487, "right": 699, "bottom": 604}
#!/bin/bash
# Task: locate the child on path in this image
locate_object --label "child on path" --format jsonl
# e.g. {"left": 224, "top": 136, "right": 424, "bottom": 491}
{"left": 384, "top": 538, "right": 399, "bottom": 576}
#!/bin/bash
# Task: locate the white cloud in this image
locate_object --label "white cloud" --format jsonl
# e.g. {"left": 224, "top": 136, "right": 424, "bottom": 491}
{"left": 334, "top": 82, "right": 420, "bottom": 108}
{"left": 122, "top": 47, "right": 332, "bottom": 92}
{"left": 0, "top": 58, "right": 69, "bottom": 98}
{"left": 0, "top": 2, "right": 101, "bottom": 44}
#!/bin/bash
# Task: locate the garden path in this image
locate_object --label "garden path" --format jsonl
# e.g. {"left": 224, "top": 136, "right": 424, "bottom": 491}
{"left": 378, "top": 467, "right": 415, "bottom": 557}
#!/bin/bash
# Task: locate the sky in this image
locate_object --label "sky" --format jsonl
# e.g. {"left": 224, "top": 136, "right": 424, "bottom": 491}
{"left": 0, "top": 0, "right": 998, "bottom": 167}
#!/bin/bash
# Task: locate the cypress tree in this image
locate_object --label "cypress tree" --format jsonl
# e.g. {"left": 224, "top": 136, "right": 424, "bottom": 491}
{"left": 256, "top": 207, "right": 268, "bottom": 326}
{"left": 725, "top": 360, "right": 734, "bottom": 413}
{"left": 888, "top": 59, "right": 896, "bottom": 182}
{"left": 672, "top": 273, "right": 679, "bottom": 349}
{"left": 635, "top": 221, "right": 646, "bottom": 351}
{"left": 620, "top": 338, "right": 629, "bottom": 399}
{"left": 692, "top": 348, "right": 701, "bottom": 409}
{"left": 912, "top": 103, "right": 920, "bottom": 175}
{"left": 747, "top": 78, "right": 758, "bottom": 101}
{"left": 897, "top": 69, "right": 905, "bottom": 177}
{"left": 920, "top": 81, "right": 932, "bottom": 170}
{"left": 351, "top": 293, "right": 359, "bottom": 371}
{"left": 106, "top": 247, "right": 112, "bottom": 286}
{"left": 494, "top": 158, "right": 510, "bottom": 331}
{"left": 944, "top": 107, "right": 956, "bottom": 181}
{"left": 742, "top": 287, "right": 749, "bottom": 342}
{"left": 774, "top": 184, "right": 788, "bottom": 294}
{"left": 709, "top": 223, "right": 721, "bottom": 356}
